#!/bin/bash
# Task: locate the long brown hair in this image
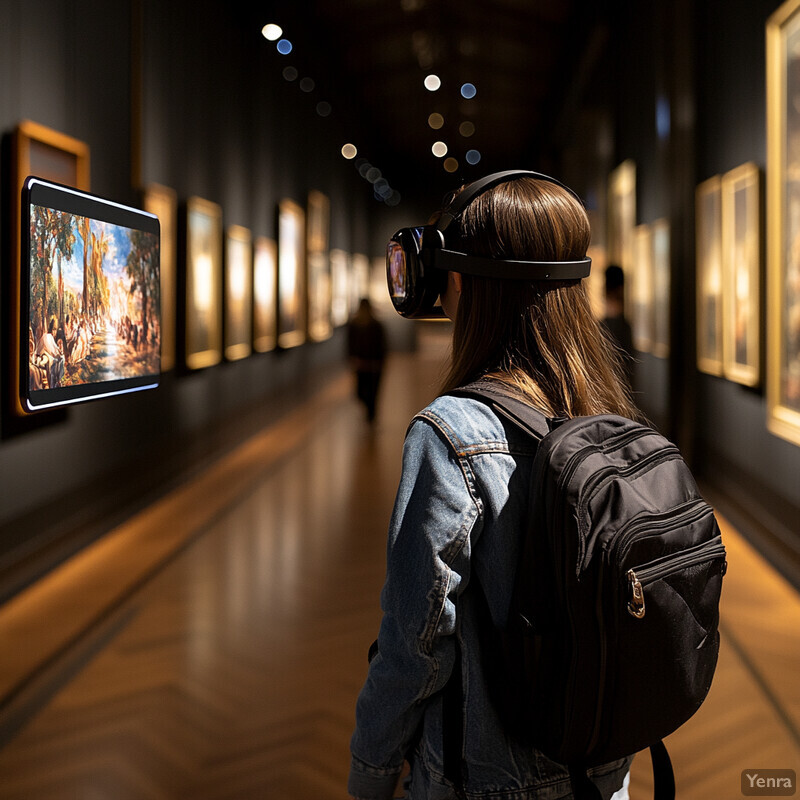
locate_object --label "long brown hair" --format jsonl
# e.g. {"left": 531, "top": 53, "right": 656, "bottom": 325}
{"left": 439, "top": 176, "right": 641, "bottom": 421}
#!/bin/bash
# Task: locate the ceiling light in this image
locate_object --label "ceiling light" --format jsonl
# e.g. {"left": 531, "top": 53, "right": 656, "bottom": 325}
{"left": 424, "top": 74, "right": 441, "bottom": 91}
{"left": 432, "top": 141, "right": 448, "bottom": 157}
{"left": 341, "top": 143, "right": 358, "bottom": 159}
{"left": 428, "top": 112, "right": 444, "bottom": 130}
{"left": 276, "top": 39, "right": 293, "bottom": 55}
{"left": 466, "top": 149, "right": 481, "bottom": 165}
{"left": 460, "top": 83, "right": 477, "bottom": 99}
{"left": 444, "top": 157, "right": 459, "bottom": 172}
{"left": 262, "top": 23, "right": 283, "bottom": 41}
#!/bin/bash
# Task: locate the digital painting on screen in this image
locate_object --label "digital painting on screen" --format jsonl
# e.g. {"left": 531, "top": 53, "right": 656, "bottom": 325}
{"left": 21, "top": 177, "right": 161, "bottom": 411}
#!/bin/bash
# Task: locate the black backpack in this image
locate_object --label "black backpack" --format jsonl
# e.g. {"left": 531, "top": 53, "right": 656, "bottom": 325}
{"left": 445, "top": 382, "right": 726, "bottom": 800}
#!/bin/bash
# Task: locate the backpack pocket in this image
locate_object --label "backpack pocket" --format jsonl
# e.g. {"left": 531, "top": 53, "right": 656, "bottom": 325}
{"left": 597, "top": 526, "right": 727, "bottom": 761}
{"left": 625, "top": 535, "right": 727, "bottom": 620}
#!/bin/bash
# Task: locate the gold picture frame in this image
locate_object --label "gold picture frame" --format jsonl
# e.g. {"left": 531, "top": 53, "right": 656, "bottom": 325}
{"left": 224, "top": 225, "right": 253, "bottom": 361}
{"left": 253, "top": 236, "right": 277, "bottom": 352}
{"left": 350, "top": 253, "right": 370, "bottom": 314}
{"left": 631, "top": 222, "right": 653, "bottom": 353}
{"left": 608, "top": 160, "right": 637, "bottom": 320}
{"left": 143, "top": 183, "right": 177, "bottom": 372}
{"left": 330, "top": 248, "right": 350, "bottom": 328}
{"left": 651, "top": 219, "right": 670, "bottom": 359}
{"left": 306, "top": 190, "right": 332, "bottom": 342}
{"left": 13, "top": 119, "right": 91, "bottom": 192}
{"left": 307, "top": 189, "right": 330, "bottom": 253}
{"left": 767, "top": 0, "right": 800, "bottom": 445}
{"left": 277, "top": 198, "right": 306, "bottom": 349}
{"left": 696, "top": 176, "right": 724, "bottom": 376}
{"left": 721, "top": 162, "right": 761, "bottom": 387}
{"left": 9, "top": 120, "right": 90, "bottom": 417}
{"left": 184, "top": 196, "right": 223, "bottom": 370}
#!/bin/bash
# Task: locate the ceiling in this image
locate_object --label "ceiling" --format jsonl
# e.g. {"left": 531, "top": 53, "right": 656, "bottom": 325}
{"left": 246, "top": 0, "right": 609, "bottom": 205}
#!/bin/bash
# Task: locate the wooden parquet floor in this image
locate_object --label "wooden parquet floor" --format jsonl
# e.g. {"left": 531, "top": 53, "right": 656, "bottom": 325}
{"left": 0, "top": 326, "right": 798, "bottom": 799}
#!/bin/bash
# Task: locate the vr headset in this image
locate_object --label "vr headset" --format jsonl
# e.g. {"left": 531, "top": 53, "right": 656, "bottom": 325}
{"left": 386, "top": 169, "right": 592, "bottom": 319}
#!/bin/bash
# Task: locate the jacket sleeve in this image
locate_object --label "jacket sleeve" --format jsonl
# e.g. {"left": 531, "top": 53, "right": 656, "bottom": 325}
{"left": 348, "top": 415, "right": 482, "bottom": 800}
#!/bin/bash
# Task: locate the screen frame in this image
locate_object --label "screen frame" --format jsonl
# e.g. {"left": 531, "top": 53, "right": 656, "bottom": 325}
{"left": 21, "top": 176, "right": 161, "bottom": 412}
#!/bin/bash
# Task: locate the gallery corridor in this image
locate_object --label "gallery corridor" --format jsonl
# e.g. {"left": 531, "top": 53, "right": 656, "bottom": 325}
{"left": 0, "top": 326, "right": 798, "bottom": 799}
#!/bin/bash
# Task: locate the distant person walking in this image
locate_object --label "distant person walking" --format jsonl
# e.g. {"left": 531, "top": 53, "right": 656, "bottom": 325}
{"left": 601, "top": 264, "right": 635, "bottom": 387}
{"left": 347, "top": 297, "right": 387, "bottom": 422}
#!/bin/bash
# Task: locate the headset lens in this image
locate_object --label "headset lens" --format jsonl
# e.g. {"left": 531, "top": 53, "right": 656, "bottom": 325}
{"left": 387, "top": 239, "right": 408, "bottom": 303}
{"left": 386, "top": 226, "right": 446, "bottom": 319}
{"left": 387, "top": 227, "right": 424, "bottom": 308}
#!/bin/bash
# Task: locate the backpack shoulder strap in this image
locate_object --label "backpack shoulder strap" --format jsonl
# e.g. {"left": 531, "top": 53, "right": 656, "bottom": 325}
{"left": 449, "top": 379, "right": 552, "bottom": 441}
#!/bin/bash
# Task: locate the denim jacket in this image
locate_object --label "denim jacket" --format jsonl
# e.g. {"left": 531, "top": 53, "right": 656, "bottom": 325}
{"left": 349, "top": 394, "right": 631, "bottom": 800}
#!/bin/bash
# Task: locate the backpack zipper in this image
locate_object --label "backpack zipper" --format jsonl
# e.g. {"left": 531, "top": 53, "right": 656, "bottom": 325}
{"left": 626, "top": 535, "right": 726, "bottom": 619}
{"left": 587, "top": 563, "right": 607, "bottom": 754}
{"left": 614, "top": 500, "right": 713, "bottom": 566}
{"left": 578, "top": 444, "right": 682, "bottom": 509}
{"left": 556, "top": 424, "right": 655, "bottom": 496}
{"left": 573, "top": 447, "right": 683, "bottom": 568}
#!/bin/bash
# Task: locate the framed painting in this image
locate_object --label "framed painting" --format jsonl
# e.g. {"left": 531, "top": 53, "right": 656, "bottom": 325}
{"left": 651, "top": 218, "right": 670, "bottom": 359}
{"left": 330, "top": 249, "right": 350, "bottom": 327}
{"left": 9, "top": 120, "right": 90, "bottom": 417}
{"left": 13, "top": 120, "right": 90, "bottom": 192}
{"left": 350, "top": 252, "right": 370, "bottom": 314}
{"left": 586, "top": 204, "right": 608, "bottom": 319}
{"left": 767, "top": 0, "right": 800, "bottom": 445}
{"left": 253, "top": 236, "right": 277, "bottom": 352}
{"left": 631, "top": 223, "right": 653, "bottom": 353}
{"left": 607, "top": 160, "right": 637, "bottom": 319}
{"left": 695, "top": 176, "right": 724, "bottom": 376}
{"left": 224, "top": 225, "right": 253, "bottom": 361}
{"left": 307, "top": 190, "right": 332, "bottom": 342}
{"left": 307, "top": 189, "right": 330, "bottom": 253}
{"left": 184, "top": 196, "right": 223, "bottom": 369}
{"left": 277, "top": 198, "right": 306, "bottom": 349}
{"left": 144, "top": 183, "right": 177, "bottom": 372}
{"left": 586, "top": 243, "right": 608, "bottom": 321}
{"left": 721, "top": 162, "right": 761, "bottom": 387}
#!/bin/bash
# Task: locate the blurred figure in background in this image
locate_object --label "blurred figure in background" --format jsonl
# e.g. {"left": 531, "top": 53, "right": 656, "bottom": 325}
{"left": 347, "top": 297, "right": 387, "bottom": 422}
{"left": 601, "top": 264, "right": 635, "bottom": 388}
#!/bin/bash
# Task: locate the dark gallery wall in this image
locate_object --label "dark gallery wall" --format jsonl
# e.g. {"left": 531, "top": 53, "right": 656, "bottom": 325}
{"left": 692, "top": 0, "right": 800, "bottom": 579}
{"left": 593, "top": 0, "right": 800, "bottom": 584}
{"left": 0, "top": 0, "right": 412, "bottom": 600}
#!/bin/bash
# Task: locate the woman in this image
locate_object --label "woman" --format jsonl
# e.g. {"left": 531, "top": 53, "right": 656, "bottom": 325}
{"left": 349, "top": 173, "right": 639, "bottom": 800}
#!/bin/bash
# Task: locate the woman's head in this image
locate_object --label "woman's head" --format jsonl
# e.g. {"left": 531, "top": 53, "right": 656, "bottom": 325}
{"left": 440, "top": 175, "right": 639, "bottom": 420}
